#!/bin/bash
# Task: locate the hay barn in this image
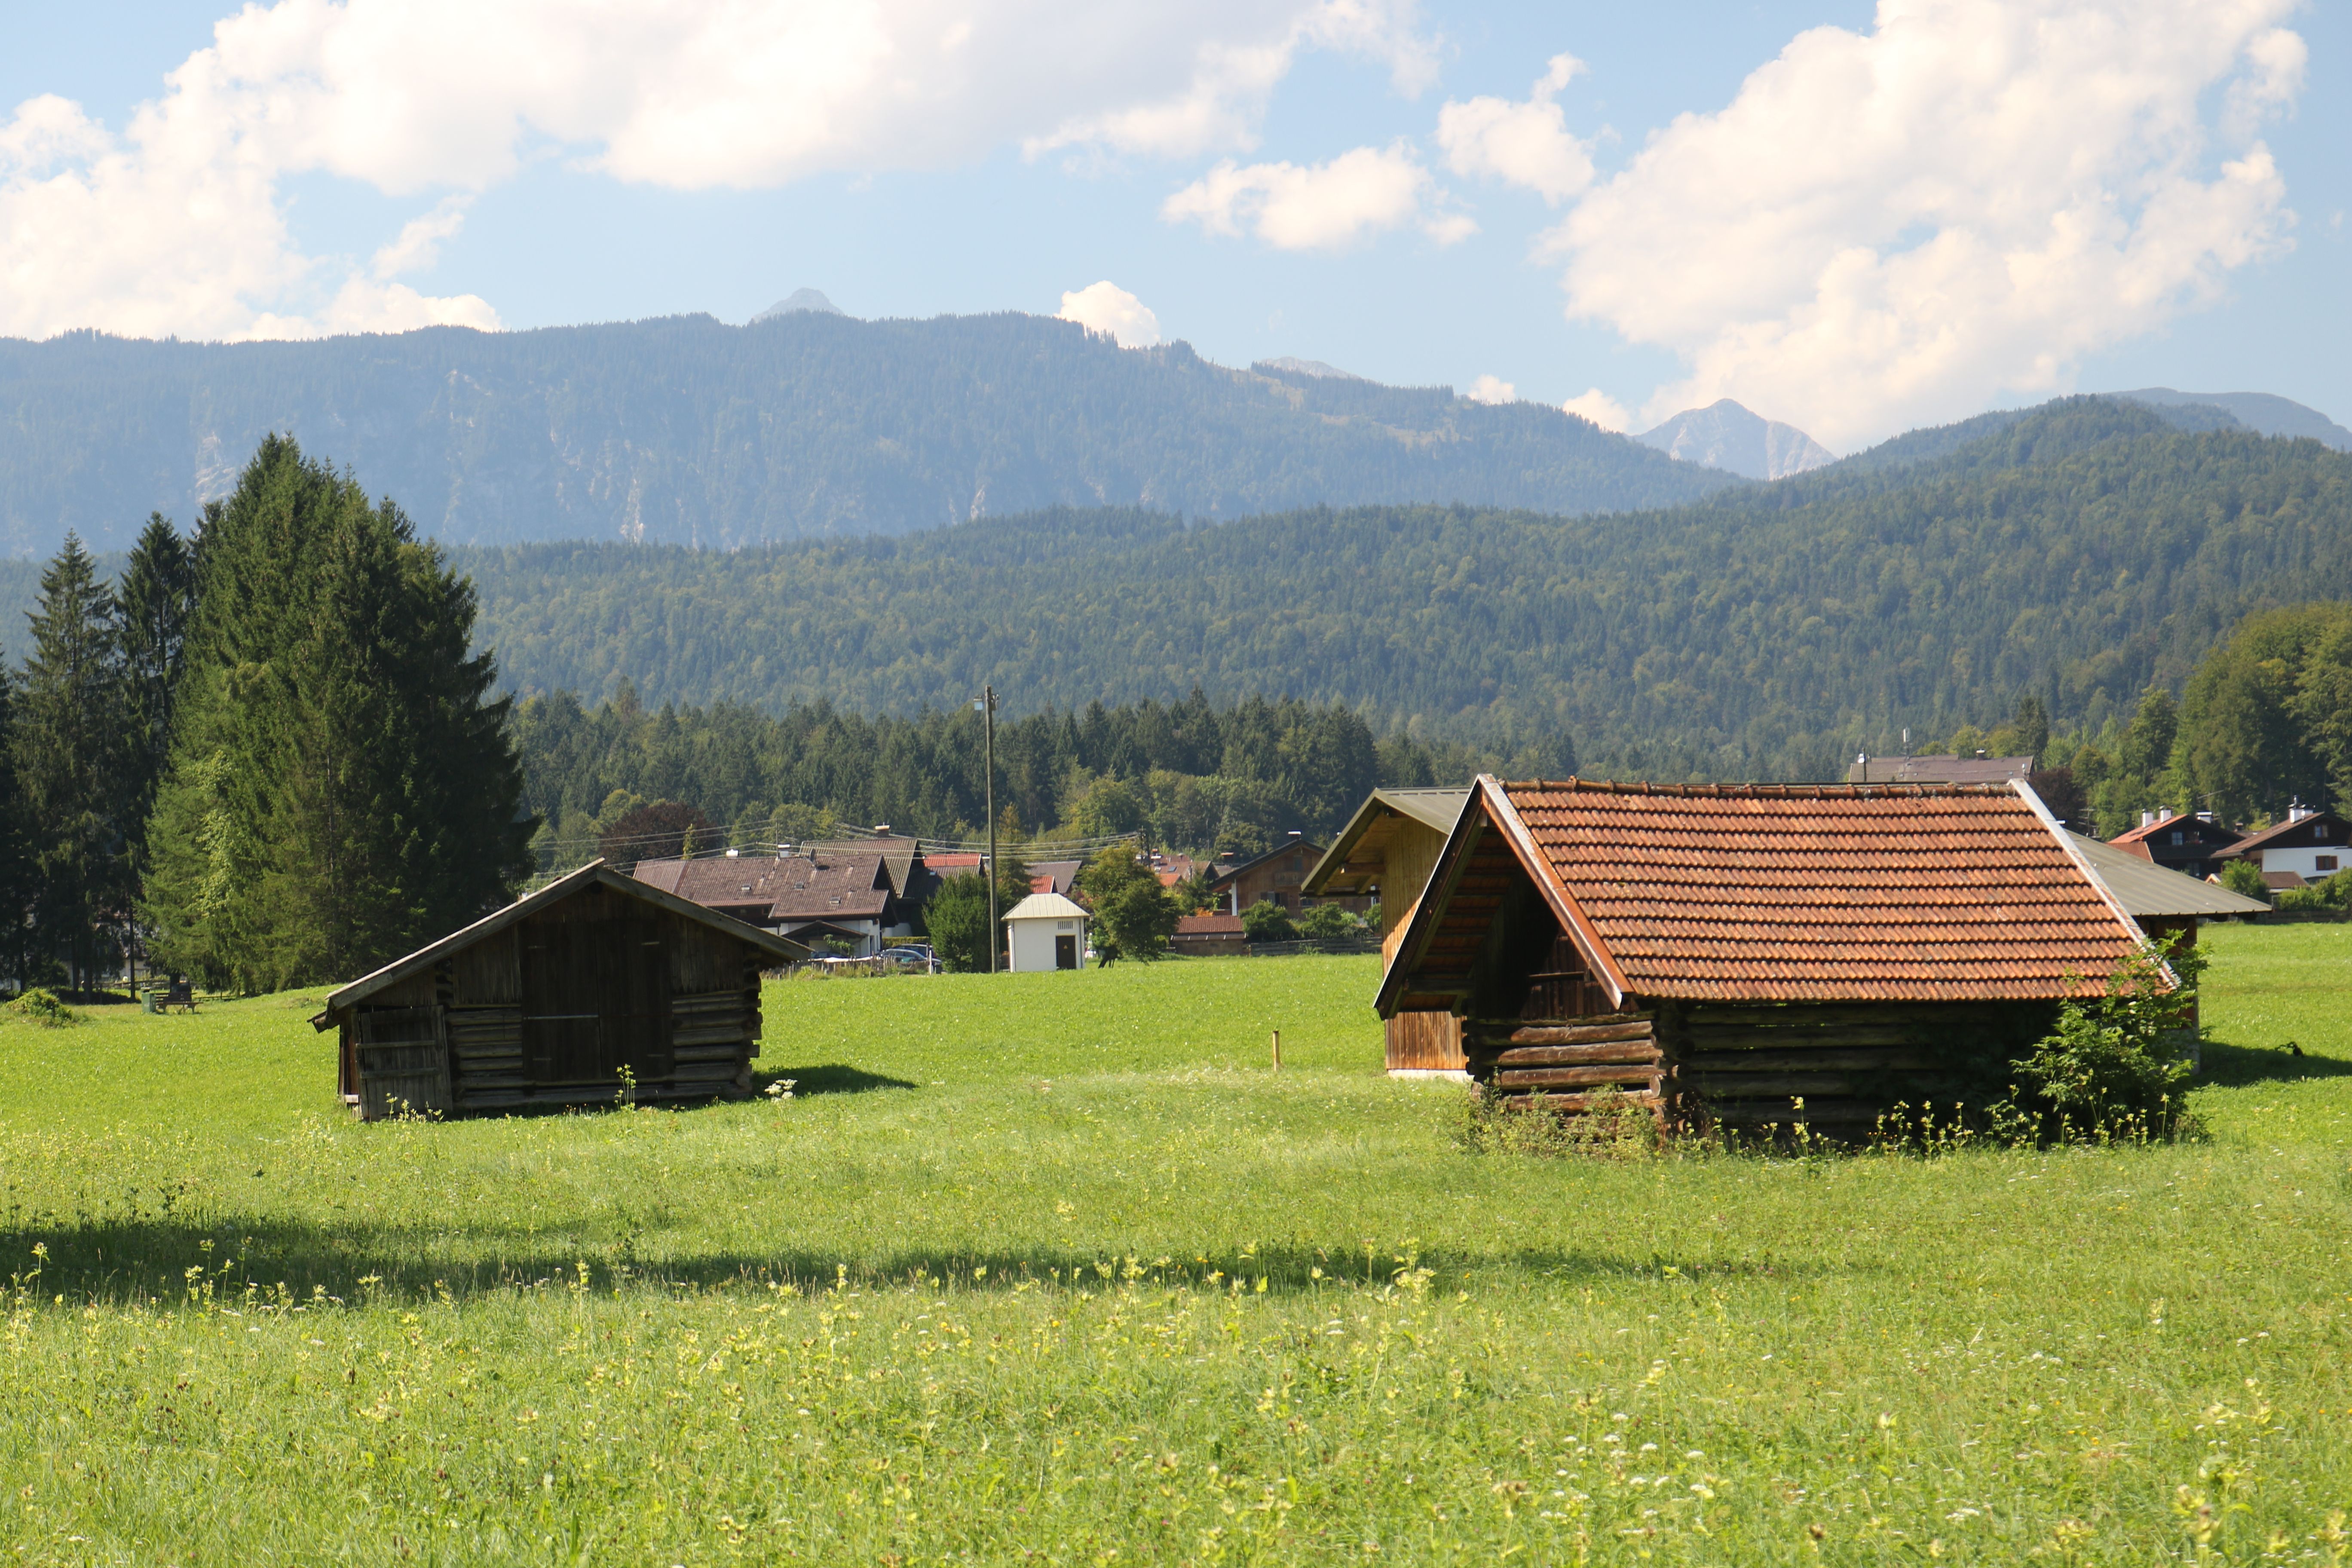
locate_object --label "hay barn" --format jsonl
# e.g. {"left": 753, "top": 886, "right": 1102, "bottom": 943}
{"left": 1303, "top": 787, "right": 1472, "bottom": 1075}
{"left": 315, "top": 861, "right": 802, "bottom": 1121}
{"left": 1378, "top": 778, "right": 2158, "bottom": 1137}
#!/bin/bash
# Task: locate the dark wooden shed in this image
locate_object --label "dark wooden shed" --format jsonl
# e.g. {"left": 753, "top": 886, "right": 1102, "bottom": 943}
{"left": 314, "top": 860, "right": 804, "bottom": 1121}
{"left": 1379, "top": 777, "right": 2159, "bottom": 1137}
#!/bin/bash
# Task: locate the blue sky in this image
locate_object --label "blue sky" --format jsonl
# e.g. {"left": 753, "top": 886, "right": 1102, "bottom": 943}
{"left": 3, "top": 0, "right": 2342, "bottom": 447}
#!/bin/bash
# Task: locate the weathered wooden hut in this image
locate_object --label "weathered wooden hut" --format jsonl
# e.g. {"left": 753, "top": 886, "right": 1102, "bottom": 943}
{"left": 1378, "top": 778, "right": 2158, "bottom": 1136}
{"left": 1303, "top": 787, "right": 1472, "bottom": 1074}
{"left": 314, "top": 861, "right": 803, "bottom": 1121}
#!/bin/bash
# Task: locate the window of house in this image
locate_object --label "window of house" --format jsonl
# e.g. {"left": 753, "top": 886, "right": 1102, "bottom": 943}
{"left": 2169, "top": 830, "right": 2184, "bottom": 845}
{"left": 2319, "top": 855, "right": 2340, "bottom": 873}
{"left": 2316, "top": 825, "right": 2331, "bottom": 841}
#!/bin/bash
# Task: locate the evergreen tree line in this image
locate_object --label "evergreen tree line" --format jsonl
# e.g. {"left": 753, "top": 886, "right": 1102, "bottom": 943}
{"left": 514, "top": 686, "right": 1553, "bottom": 867}
{"left": 0, "top": 436, "right": 529, "bottom": 995}
{"left": 1923, "top": 600, "right": 2352, "bottom": 837}
{"left": 450, "top": 398, "right": 2352, "bottom": 779}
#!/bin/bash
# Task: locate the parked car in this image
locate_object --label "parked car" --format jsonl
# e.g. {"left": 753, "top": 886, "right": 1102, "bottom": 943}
{"left": 879, "top": 945, "right": 938, "bottom": 973}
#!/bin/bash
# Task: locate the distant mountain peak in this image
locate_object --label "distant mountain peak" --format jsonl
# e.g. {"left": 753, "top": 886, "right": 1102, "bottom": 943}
{"left": 1256, "top": 356, "right": 1362, "bottom": 381}
{"left": 1636, "top": 399, "right": 1835, "bottom": 481}
{"left": 2109, "top": 388, "right": 2350, "bottom": 451}
{"left": 752, "top": 288, "right": 845, "bottom": 322}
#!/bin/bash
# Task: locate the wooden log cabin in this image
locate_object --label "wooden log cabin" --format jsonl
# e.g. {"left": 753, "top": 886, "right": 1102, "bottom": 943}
{"left": 1376, "top": 778, "right": 2159, "bottom": 1137}
{"left": 313, "top": 861, "right": 805, "bottom": 1121}
{"left": 1302, "top": 787, "right": 1472, "bottom": 1075}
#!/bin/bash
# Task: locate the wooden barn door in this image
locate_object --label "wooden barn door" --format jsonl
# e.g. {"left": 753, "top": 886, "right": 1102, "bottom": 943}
{"left": 521, "top": 917, "right": 673, "bottom": 1086}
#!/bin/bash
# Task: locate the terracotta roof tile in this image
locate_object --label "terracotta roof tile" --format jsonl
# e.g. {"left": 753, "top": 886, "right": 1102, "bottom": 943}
{"left": 1497, "top": 781, "right": 2141, "bottom": 1002}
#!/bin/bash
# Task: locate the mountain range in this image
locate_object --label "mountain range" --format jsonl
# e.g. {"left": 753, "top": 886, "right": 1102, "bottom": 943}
{"left": 0, "top": 312, "right": 1738, "bottom": 557}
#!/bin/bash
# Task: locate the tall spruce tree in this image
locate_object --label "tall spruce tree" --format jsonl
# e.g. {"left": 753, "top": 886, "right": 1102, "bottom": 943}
{"left": 144, "top": 436, "right": 534, "bottom": 990}
{"left": 13, "top": 534, "right": 128, "bottom": 994}
{"left": 0, "top": 673, "right": 27, "bottom": 987}
{"left": 115, "top": 513, "right": 197, "bottom": 879}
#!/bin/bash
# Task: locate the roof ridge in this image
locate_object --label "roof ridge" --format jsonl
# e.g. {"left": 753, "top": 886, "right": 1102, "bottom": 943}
{"left": 1504, "top": 778, "right": 2013, "bottom": 798}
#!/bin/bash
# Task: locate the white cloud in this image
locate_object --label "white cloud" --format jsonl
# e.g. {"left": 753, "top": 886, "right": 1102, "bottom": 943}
{"left": 1058, "top": 281, "right": 1162, "bottom": 347}
{"left": 1, "top": 0, "right": 1436, "bottom": 340}
{"left": 1436, "top": 52, "right": 1595, "bottom": 204}
{"left": 1561, "top": 388, "right": 1630, "bottom": 432}
{"left": 1542, "top": 0, "right": 2305, "bottom": 449}
{"left": 1463, "top": 374, "right": 1515, "bottom": 404}
{"left": 1162, "top": 142, "right": 1469, "bottom": 250}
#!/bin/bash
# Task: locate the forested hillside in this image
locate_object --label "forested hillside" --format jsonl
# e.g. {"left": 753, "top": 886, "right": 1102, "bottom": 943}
{"left": 454, "top": 400, "right": 2352, "bottom": 781}
{"left": 513, "top": 690, "right": 1534, "bottom": 856}
{"left": 0, "top": 314, "right": 1732, "bottom": 557}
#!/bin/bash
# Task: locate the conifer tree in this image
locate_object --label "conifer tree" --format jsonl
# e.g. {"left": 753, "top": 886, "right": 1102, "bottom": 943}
{"left": 145, "top": 436, "right": 533, "bottom": 990}
{"left": 0, "top": 674, "right": 28, "bottom": 986}
{"left": 115, "top": 513, "right": 197, "bottom": 878}
{"left": 13, "top": 534, "right": 128, "bottom": 993}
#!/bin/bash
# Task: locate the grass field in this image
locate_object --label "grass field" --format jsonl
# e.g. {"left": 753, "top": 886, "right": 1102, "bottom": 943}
{"left": 0, "top": 926, "right": 2348, "bottom": 1565}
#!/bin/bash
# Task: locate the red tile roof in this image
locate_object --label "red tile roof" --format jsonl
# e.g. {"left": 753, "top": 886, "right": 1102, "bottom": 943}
{"left": 1495, "top": 780, "right": 2144, "bottom": 1002}
{"left": 1174, "top": 914, "right": 1246, "bottom": 936}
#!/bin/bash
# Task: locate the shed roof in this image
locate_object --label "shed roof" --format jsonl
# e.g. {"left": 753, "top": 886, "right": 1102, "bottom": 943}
{"left": 1207, "top": 836, "right": 1326, "bottom": 889}
{"left": 2067, "top": 832, "right": 2270, "bottom": 919}
{"left": 320, "top": 861, "right": 804, "bottom": 1020}
{"left": 1304, "top": 787, "right": 1472, "bottom": 895}
{"left": 1380, "top": 777, "right": 2148, "bottom": 1012}
{"left": 1848, "top": 754, "right": 2036, "bottom": 785}
{"left": 1004, "top": 892, "right": 1089, "bottom": 922}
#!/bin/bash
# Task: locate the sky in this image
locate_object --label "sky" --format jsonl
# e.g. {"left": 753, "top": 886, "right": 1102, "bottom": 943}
{"left": 1, "top": 0, "right": 2342, "bottom": 451}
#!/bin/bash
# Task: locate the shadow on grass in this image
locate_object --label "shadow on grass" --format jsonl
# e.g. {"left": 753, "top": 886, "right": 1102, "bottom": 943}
{"left": 0, "top": 1214, "right": 1825, "bottom": 1306}
{"left": 2200, "top": 1038, "right": 2352, "bottom": 1088}
{"left": 756, "top": 1064, "right": 919, "bottom": 1096}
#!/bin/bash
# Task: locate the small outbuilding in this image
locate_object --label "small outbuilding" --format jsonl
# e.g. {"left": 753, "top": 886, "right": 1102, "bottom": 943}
{"left": 1381, "top": 777, "right": 2157, "bottom": 1137}
{"left": 1303, "top": 786, "right": 1473, "bottom": 1075}
{"left": 315, "top": 860, "right": 804, "bottom": 1121}
{"left": 1004, "top": 892, "right": 1090, "bottom": 971}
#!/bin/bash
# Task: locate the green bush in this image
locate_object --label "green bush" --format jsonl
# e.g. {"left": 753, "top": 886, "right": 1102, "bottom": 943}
{"left": 5, "top": 988, "right": 82, "bottom": 1028}
{"left": 2217, "top": 857, "right": 2272, "bottom": 904}
{"left": 2005, "top": 944, "right": 2199, "bottom": 1140}
{"left": 1239, "top": 900, "right": 1296, "bottom": 943}
{"left": 2275, "top": 867, "right": 2352, "bottom": 913}
{"left": 1295, "top": 903, "right": 1359, "bottom": 940}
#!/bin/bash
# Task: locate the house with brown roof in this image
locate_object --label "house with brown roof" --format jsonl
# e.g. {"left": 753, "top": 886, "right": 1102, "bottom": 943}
{"left": 1205, "top": 834, "right": 1369, "bottom": 917}
{"left": 2107, "top": 810, "right": 2243, "bottom": 881}
{"left": 634, "top": 849, "right": 917, "bottom": 956}
{"left": 1380, "top": 777, "right": 2154, "bottom": 1137}
{"left": 2212, "top": 806, "right": 2352, "bottom": 890}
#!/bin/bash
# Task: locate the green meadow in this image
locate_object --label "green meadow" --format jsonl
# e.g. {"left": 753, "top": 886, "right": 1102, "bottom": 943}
{"left": 0, "top": 928, "right": 2347, "bottom": 1565}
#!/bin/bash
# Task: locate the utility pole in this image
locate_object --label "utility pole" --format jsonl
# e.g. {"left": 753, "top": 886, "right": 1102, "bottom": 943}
{"left": 974, "top": 685, "right": 999, "bottom": 972}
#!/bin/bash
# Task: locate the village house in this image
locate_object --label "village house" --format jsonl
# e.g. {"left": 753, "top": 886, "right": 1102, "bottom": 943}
{"left": 634, "top": 847, "right": 919, "bottom": 956}
{"left": 2211, "top": 806, "right": 2352, "bottom": 891}
{"left": 1205, "top": 834, "right": 1368, "bottom": 917}
{"left": 1302, "top": 787, "right": 1473, "bottom": 1074}
{"left": 1379, "top": 777, "right": 2154, "bottom": 1137}
{"left": 314, "top": 861, "right": 799, "bottom": 1121}
{"left": 2067, "top": 829, "right": 2267, "bottom": 1044}
{"left": 2106, "top": 809, "right": 2244, "bottom": 881}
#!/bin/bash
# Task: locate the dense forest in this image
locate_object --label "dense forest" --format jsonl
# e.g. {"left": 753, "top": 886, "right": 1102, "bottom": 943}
{"left": 449, "top": 398, "right": 2352, "bottom": 780}
{"left": 513, "top": 689, "right": 1542, "bottom": 866}
{"left": 0, "top": 313, "right": 1734, "bottom": 557}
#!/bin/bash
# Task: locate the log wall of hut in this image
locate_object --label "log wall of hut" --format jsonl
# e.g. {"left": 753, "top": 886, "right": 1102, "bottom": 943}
{"left": 339, "top": 883, "right": 767, "bottom": 1120}
{"left": 1456, "top": 915, "right": 2056, "bottom": 1140}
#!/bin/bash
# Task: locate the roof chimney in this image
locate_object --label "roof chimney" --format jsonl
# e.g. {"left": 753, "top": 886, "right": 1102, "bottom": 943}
{"left": 2139, "top": 810, "right": 2155, "bottom": 828}
{"left": 2196, "top": 810, "right": 2214, "bottom": 824}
